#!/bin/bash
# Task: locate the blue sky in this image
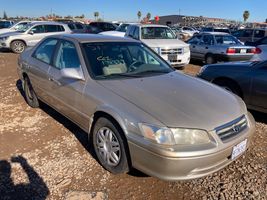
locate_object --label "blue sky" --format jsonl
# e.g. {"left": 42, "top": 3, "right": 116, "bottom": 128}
{"left": 1, "top": 0, "right": 266, "bottom": 22}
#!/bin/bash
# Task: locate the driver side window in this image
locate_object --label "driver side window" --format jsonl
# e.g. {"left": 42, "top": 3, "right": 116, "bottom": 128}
{"left": 30, "top": 25, "right": 45, "bottom": 34}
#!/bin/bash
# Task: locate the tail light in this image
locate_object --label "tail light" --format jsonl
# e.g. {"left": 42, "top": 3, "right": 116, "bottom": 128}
{"left": 226, "top": 48, "right": 236, "bottom": 54}
{"left": 251, "top": 47, "right": 261, "bottom": 54}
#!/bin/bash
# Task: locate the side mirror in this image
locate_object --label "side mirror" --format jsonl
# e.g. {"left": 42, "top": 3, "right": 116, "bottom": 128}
{"left": 28, "top": 30, "right": 34, "bottom": 35}
{"left": 61, "top": 67, "right": 85, "bottom": 81}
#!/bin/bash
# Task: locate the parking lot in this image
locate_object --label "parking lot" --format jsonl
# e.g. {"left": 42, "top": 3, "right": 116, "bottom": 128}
{"left": 0, "top": 52, "right": 266, "bottom": 200}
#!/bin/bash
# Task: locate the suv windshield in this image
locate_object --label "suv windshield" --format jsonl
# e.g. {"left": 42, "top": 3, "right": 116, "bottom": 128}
{"left": 115, "top": 24, "right": 129, "bottom": 32}
{"left": 82, "top": 42, "right": 173, "bottom": 79}
{"left": 141, "top": 27, "right": 176, "bottom": 39}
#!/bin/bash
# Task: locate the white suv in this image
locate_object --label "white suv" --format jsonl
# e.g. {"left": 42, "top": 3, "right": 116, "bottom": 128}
{"left": 125, "top": 24, "right": 190, "bottom": 68}
{"left": 0, "top": 22, "right": 72, "bottom": 53}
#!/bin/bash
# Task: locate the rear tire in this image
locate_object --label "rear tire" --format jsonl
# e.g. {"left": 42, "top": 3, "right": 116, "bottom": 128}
{"left": 205, "top": 54, "right": 216, "bottom": 64}
{"left": 24, "top": 77, "right": 39, "bottom": 108}
{"left": 10, "top": 40, "right": 26, "bottom": 54}
{"left": 92, "top": 117, "right": 130, "bottom": 174}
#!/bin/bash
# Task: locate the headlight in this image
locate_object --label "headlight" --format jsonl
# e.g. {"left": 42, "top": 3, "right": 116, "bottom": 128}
{"left": 139, "top": 124, "right": 210, "bottom": 145}
{"left": 0, "top": 36, "right": 9, "bottom": 41}
{"left": 198, "top": 65, "right": 208, "bottom": 75}
{"left": 183, "top": 46, "right": 190, "bottom": 53}
{"left": 152, "top": 47, "right": 160, "bottom": 54}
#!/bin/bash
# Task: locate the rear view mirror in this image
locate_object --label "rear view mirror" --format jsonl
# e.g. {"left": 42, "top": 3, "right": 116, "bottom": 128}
{"left": 61, "top": 67, "right": 85, "bottom": 81}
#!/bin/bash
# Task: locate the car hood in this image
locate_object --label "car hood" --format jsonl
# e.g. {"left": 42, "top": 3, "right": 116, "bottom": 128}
{"left": 0, "top": 28, "right": 15, "bottom": 34}
{"left": 100, "top": 31, "right": 125, "bottom": 37}
{"left": 142, "top": 39, "right": 189, "bottom": 48}
{"left": 0, "top": 31, "right": 24, "bottom": 37}
{"left": 98, "top": 72, "right": 247, "bottom": 131}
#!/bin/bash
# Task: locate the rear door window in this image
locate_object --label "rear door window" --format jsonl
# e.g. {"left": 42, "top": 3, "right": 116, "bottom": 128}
{"left": 201, "top": 35, "right": 215, "bottom": 45}
{"left": 30, "top": 25, "right": 45, "bottom": 34}
{"left": 187, "top": 35, "right": 202, "bottom": 45}
{"left": 33, "top": 39, "right": 58, "bottom": 64}
{"left": 45, "top": 25, "right": 65, "bottom": 32}
{"left": 254, "top": 30, "right": 265, "bottom": 38}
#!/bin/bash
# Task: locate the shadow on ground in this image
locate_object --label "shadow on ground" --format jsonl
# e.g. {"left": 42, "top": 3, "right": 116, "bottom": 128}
{"left": 0, "top": 156, "right": 49, "bottom": 200}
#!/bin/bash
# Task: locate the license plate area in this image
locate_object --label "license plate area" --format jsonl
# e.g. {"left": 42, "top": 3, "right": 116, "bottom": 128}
{"left": 231, "top": 139, "right": 247, "bottom": 160}
{"left": 240, "top": 49, "right": 247, "bottom": 54}
{"left": 168, "top": 54, "right": 177, "bottom": 61}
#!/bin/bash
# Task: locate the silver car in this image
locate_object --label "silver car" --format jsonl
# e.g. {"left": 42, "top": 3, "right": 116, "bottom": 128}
{"left": 187, "top": 32, "right": 256, "bottom": 64}
{"left": 17, "top": 34, "right": 255, "bottom": 181}
{"left": 0, "top": 21, "right": 71, "bottom": 53}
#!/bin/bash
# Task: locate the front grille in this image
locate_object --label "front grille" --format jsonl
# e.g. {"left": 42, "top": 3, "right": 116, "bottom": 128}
{"left": 215, "top": 115, "right": 247, "bottom": 142}
{"left": 161, "top": 48, "right": 183, "bottom": 55}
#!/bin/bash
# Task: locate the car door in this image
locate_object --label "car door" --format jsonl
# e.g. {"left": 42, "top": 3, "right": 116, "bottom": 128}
{"left": 250, "top": 63, "right": 267, "bottom": 109}
{"left": 198, "top": 35, "right": 215, "bottom": 60}
{"left": 27, "top": 38, "right": 59, "bottom": 102}
{"left": 26, "top": 25, "right": 46, "bottom": 46}
{"left": 187, "top": 35, "right": 202, "bottom": 59}
{"left": 47, "top": 39, "right": 88, "bottom": 130}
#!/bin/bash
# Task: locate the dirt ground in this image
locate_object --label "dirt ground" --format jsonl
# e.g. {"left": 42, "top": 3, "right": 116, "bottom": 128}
{"left": 0, "top": 52, "right": 266, "bottom": 200}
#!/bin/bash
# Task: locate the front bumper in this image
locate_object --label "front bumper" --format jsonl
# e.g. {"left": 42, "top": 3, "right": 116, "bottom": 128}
{"left": 127, "top": 113, "right": 255, "bottom": 181}
{"left": 161, "top": 52, "right": 190, "bottom": 68}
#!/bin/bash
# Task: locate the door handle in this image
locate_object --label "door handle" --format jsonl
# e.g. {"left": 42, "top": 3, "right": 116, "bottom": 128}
{"left": 192, "top": 45, "right": 196, "bottom": 48}
{"left": 205, "top": 47, "right": 209, "bottom": 49}
{"left": 49, "top": 77, "right": 61, "bottom": 86}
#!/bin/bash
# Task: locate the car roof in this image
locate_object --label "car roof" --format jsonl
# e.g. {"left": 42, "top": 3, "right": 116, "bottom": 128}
{"left": 131, "top": 24, "right": 168, "bottom": 28}
{"left": 29, "top": 21, "right": 65, "bottom": 26}
{"left": 53, "top": 33, "right": 140, "bottom": 43}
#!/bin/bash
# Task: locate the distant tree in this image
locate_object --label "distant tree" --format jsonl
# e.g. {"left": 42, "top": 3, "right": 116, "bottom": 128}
{"left": 137, "top": 11, "right": 142, "bottom": 22}
{"left": 146, "top": 12, "right": 151, "bottom": 21}
{"left": 3, "top": 11, "right": 7, "bottom": 19}
{"left": 94, "top": 12, "right": 99, "bottom": 20}
{"left": 243, "top": 10, "right": 250, "bottom": 22}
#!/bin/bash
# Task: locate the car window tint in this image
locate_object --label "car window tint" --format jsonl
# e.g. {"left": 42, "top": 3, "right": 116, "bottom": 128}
{"left": 54, "top": 40, "right": 81, "bottom": 69}
{"left": 75, "top": 23, "right": 83, "bottom": 29}
{"left": 133, "top": 27, "right": 139, "bottom": 39}
{"left": 33, "top": 39, "right": 58, "bottom": 64}
{"left": 215, "top": 35, "right": 238, "bottom": 45}
{"left": 31, "top": 25, "right": 45, "bottom": 33}
{"left": 243, "top": 30, "right": 253, "bottom": 37}
{"left": 45, "top": 25, "right": 65, "bottom": 32}
{"left": 68, "top": 24, "right": 75, "bottom": 30}
{"left": 254, "top": 30, "right": 265, "bottom": 38}
{"left": 188, "top": 35, "right": 202, "bottom": 44}
{"left": 261, "top": 37, "right": 267, "bottom": 44}
{"left": 128, "top": 26, "right": 135, "bottom": 37}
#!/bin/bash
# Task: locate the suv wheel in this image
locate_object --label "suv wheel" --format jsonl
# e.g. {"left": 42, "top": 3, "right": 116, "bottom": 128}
{"left": 92, "top": 117, "right": 130, "bottom": 174}
{"left": 10, "top": 40, "right": 26, "bottom": 54}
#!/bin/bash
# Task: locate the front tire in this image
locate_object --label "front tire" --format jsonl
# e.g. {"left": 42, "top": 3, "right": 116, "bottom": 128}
{"left": 24, "top": 77, "right": 39, "bottom": 108}
{"left": 10, "top": 40, "right": 26, "bottom": 54}
{"left": 92, "top": 117, "right": 130, "bottom": 174}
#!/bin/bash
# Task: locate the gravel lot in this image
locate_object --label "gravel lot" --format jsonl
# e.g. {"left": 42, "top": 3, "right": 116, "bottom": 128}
{"left": 0, "top": 52, "right": 266, "bottom": 200}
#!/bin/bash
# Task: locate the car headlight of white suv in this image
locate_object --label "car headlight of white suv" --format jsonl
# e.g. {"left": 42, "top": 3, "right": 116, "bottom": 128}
{"left": 139, "top": 123, "right": 210, "bottom": 145}
{"left": 183, "top": 46, "right": 190, "bottom": 53}
{"left": 0, "top": 36, "right": 9, "bottom": 41}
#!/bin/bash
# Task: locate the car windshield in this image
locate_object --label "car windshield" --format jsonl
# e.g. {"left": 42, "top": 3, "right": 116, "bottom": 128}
{"left": 82, "top": 42, "right": 174, "bottom": 79}
{"left": 12, "top": 22, "right": 30, "bottom": 31}
{"left": 115, "top": 24, "right": 129, "bottom": 32}
{"left": 17, "top": 24, "right": 33, "bottom": 32}
{"left": 214, "top": 29, "right": 230, "bottom": 33}
{"left": 214, "top": 35, "right": 240, "bottom": 45}
{"left": 141, "top": 27, "right": 176, "bottom": 39}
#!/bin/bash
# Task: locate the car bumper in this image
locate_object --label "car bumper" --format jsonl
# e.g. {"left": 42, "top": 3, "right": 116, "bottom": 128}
{"left": 161, "top": 53, "right": 190, "bottom": 68}
{"left": 217, "top": 54, "right": 254, "bottom": 62}
{"left": 127, "top": 113, "right": 255, "bottom": 181}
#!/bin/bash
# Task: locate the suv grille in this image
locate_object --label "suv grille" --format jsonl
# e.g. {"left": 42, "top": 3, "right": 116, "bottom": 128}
{"left": 161, "top": 48, "right": 183, "bottom": 55}
{"left": 215, "top": 115, "right": 247, "bottom": 142}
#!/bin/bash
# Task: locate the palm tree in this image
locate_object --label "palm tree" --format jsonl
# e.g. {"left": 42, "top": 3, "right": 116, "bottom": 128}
{"left": 146, "top": 12, "right": 151, "bottom": 21}
{"left": 243, "top": 10, "right": 250, "bottom": 22}
{"left": 137, "top": 11, "right": 142, "bottom": 22}
{"left": 94, "top": 12, "right": 99, "bottom": 21}
{"left": 3, "top": 11, "right": 7, "bottom": 19}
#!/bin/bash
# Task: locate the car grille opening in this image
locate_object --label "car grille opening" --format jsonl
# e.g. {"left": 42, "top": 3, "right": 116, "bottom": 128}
{"left": 215, "top": 115, "right": 247, "bottom": 142}
{"left": 161, "top": 48, "right": 183, "bottom": 55}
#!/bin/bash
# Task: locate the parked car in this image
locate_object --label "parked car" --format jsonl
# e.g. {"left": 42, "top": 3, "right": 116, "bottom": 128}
{"left": 0, "top": 20, "right": 14, "bottom": 29}
{"left": 171, "top": 27, "right": 191, "bottom": 41}
{"left": 100, "top": 23, "right": 137, "bottom": 37}
{"left": 89, "top": 22, "right": 117, "bottom": 33}
{"left": 17, "top": 34, "right": 255, "bottom": 181}
{"left": 198, "top": 60, "right": 267, "bottom": 113}
{"left": 244, "top": 36, "right": 267, "bottom": 61}
{"left": 232, "top": 28, "right": 267, "bottom": 43}
{"left": 64, "top": 22, "right": 88, "bottom": 33}
{"left": 180, "top": 26, "right": 199, "bottom": 37}
{"left": 186, "top": 32, "right": 256, "bottom": 64}
{"left": 125, "top": 24, "right": 190, "bottom": 68}
{"left": 0, "top": 21, "right": 35, "bottom": 34}
{"left": 201, "top": 27, "right": 231, "bottom": 34}
{"left": 0, "top": 22, "right": 71, "bottom": 53}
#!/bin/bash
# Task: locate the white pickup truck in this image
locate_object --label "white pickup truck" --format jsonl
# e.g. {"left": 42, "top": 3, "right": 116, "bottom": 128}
{"left": 125, "top": 24, "right": 190, "bottom": 68}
